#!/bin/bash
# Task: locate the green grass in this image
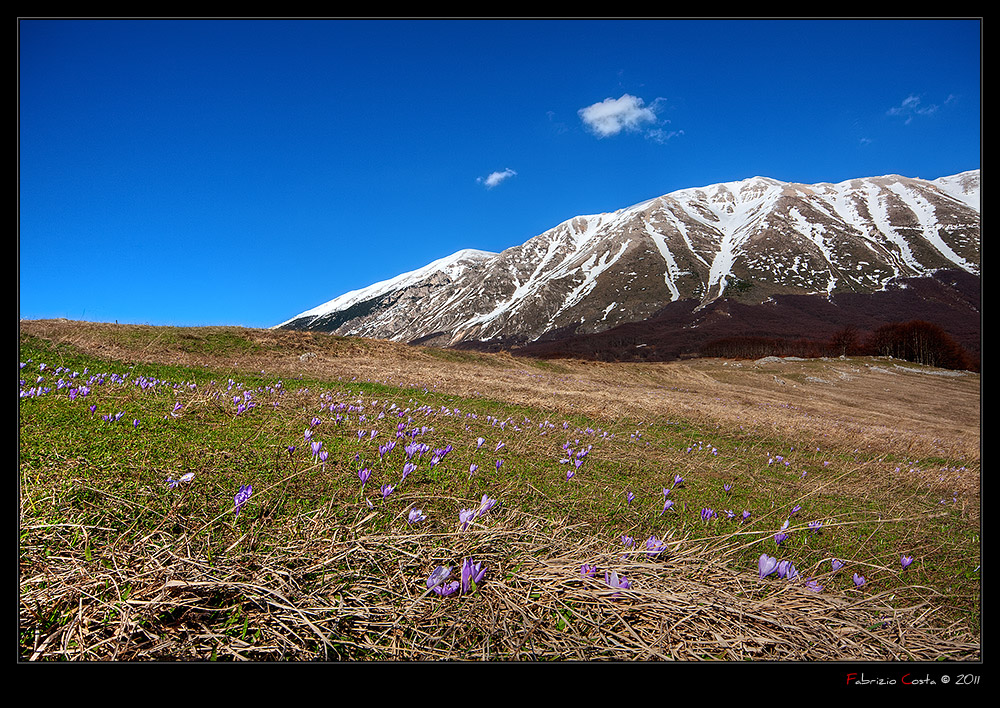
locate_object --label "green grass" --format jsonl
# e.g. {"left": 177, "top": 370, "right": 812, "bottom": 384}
{"left": 18, "top": 329, "right": 980, "bottom": 661}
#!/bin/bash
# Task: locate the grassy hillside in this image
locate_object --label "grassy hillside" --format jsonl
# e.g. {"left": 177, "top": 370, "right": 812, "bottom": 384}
{"left": 19, "top": 320, "right": 980, "bottom": 661}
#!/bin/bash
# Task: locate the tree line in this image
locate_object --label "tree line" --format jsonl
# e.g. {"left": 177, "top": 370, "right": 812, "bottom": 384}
{"left": 701, "top": 320, "right": 977, "bottom": 371}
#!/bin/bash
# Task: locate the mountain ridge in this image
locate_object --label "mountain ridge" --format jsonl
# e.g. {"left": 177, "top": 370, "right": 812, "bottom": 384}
{"left": 276, "top": 169, "right": 980, "bottom": 354}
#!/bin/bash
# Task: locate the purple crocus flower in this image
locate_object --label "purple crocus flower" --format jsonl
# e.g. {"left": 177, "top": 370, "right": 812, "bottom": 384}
{"left": 604, "top": 571, "right": 631, "bottom": 595}
{"left": 234, "top": 484, "right": 253, "bottom": 516}
{"left": 901, "top": 555, "right": 914, "bottom": 570}
{"left": 852, "top": 573, "right": 866, "bottom": 588}
{"left": 626, "top": 491, "right": 634, "bottom": 504}
{"left": 776, "top": 560, "right": 799, "bottom": 580}
{"left": 401, "top": 462, "right": 416, "bottom": 481}
{"left": 434, "top": 581, "right": 460, "bottom": 596}
{"left": 831, "top": 558, "right": 845, "bottom": 572}
{"left": 358, "top": 467, "right": 372, "bottom": 487}
{"left": 478, "top": 494, "right": 498, "bottom": 515}
{"left": 380, "top": 483, "right": 395, "bottom": 499}
{"left": 645, "top": 536, "right": 666, "bottom": 556}
{"left": 461, "top": 557, "right": 487, "bottom": 593}
{"left": 459, "top": 508, "right": 477, "bottom": 530}
{"left": 774, "top": 519, "right": 790, "bottom": 545}
{"left": 581, "top": 564, "right": 598, "bottom": 578}
{"left": 408, "top": 508, "right": 427, "bottom": 524}
{"left": 758, "top": 553, "right": 779, "bottom": 578}
{"left": 805, "top": 578, "right": 824, "bottom": 592}
{"left": 427, "top": 565, "right": 454, "bottom": 593}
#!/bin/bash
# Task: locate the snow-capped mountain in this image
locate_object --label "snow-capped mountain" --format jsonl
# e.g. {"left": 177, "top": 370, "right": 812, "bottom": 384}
{"left": 276, "top": 170, "right": 980, "bottom": 348}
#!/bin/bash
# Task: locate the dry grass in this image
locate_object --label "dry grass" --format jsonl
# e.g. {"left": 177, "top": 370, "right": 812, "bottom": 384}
{"left": 20, "top": 505, "right": 978, "bottom": 662}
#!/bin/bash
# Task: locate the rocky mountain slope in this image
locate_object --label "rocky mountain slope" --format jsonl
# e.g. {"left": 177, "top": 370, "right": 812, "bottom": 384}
{"left": 276, "top": 170, "right": 980, "bottom": 351}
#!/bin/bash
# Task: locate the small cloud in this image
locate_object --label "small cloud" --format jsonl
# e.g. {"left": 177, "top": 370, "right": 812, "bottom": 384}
{"left": 887, "top": 94, "right": 940, "bottom": 124}
{"left": 578, "top": 93, "right": 664, "bottom": 139}
{"left": 646, "top": 128, "right": 684, "bottom": 145}
{"left": 477, "top": 168, "right": 517, "bottom": 189}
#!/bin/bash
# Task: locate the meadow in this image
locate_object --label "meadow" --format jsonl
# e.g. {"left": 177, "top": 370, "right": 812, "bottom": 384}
{"left": 18, "top": 320, "right": 980, "bottom": 661}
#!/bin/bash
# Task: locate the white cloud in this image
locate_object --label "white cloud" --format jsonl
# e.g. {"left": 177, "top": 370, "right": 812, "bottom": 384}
{"left": 477, "top": 168, "right": 517, "bottom": 189}
{"left": 578, "top": 94, "right": 660, "bottom": 138}
{"left": 887, "top": 94, "right": 940, "bottom": 124}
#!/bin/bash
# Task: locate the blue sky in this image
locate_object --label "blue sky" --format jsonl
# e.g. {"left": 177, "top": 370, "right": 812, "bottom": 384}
{"left": 19, "top": 18, "right": 981, "bottom": 328}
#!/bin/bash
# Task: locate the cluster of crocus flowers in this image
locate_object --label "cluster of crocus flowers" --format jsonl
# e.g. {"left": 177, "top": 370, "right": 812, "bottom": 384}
{"left": 459, "top": 494, "right": 498, "bottom": 530}
{"left": 426, "top": 558, "right": 487, "bottom": 596}
{"left": 758, "top": 554, "right": 798, "bottom": 580}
